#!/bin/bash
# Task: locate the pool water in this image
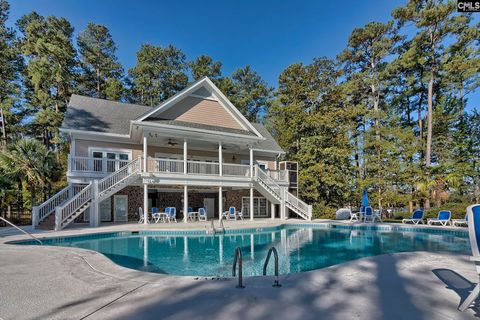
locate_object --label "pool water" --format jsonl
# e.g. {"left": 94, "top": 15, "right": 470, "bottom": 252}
{"left": 15, "top": 225, "right": 470, "bottom": 277}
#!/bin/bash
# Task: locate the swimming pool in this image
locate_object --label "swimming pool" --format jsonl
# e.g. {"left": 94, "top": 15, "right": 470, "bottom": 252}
{"left": 13, "top": 224, "right": 470, "bottom": 277}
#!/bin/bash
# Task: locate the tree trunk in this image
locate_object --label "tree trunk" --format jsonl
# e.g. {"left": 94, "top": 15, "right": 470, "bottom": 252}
{"left": 426, "top": 73, "right": 434, "bottom": 168}
{"left": 96, "top": 68, "right": 101, "bottom": 98}
{"left": 30, "top": 184, "right": 35, "bottom": 208}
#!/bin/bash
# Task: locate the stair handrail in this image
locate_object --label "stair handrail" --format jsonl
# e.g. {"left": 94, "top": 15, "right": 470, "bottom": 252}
{"left": 55, "top": 183, "right": 92, "bottom": 231}
{"left": 1, "top": 216, "right": 43, "bottom": 245}
{"left": 263, "top": 247, "right": 281, "bottom": 287}
{"left": 98, "top": 157, "right": 141, "bottom": 198}
{"left": 285, "top": 192, "right": 312, "bottom": 220}
{"left": 232, "top": 247, "right": 245, "bottom": 288}
{"left": 255, "top": 166, "right": 282, "bottom": 198}
{"left": 32, "top": 184, "right": 72, "bottom": 226}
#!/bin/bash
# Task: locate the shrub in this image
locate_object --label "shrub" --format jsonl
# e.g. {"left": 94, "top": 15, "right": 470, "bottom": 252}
{"left": 424, "top": 202, "right": 472, "bottom": 219}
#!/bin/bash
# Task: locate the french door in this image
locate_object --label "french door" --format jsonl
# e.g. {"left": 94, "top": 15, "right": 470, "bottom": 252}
{"left": 91, "top": 151, "right": 130, "bottom": 173}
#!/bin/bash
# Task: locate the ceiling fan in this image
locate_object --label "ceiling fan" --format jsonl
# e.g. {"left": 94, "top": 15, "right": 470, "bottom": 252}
{"left": 167, "top": 139, "right": 178, "bottom": 147}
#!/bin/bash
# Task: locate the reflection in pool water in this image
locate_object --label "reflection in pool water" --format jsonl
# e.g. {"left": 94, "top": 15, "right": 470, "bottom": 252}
{"left": 16, "top": 226, "right": 470, "bottom": 277}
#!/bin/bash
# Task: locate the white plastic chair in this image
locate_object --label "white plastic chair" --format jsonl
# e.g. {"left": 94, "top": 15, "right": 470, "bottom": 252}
{"left": 138, "top": 207, "right": 145, "bottom": 224}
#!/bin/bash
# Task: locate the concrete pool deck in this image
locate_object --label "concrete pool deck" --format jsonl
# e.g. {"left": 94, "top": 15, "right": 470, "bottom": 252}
{"left": 0, "top": 220, "right": 478, "bottom": 319}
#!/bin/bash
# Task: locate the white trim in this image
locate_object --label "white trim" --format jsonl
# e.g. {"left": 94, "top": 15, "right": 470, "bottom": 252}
{"left": 134, "top": 121, "right": 263, "bottom": 141}
{"left": 88, "top": 147, "right": 132, "bottom": 159}
{"left": 188, "top": 93, "right": 218, "bottom": 101}
{"left": 60, "top": 128, "right": 130, "bottom": 138}
{"left": 251, "top": 148, "right": 286, "bottom": 154}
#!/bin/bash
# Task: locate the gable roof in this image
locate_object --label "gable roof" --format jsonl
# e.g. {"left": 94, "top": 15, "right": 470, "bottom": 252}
{"left": 136, "top": 77, "right": 263, "bottom": 138}
{"left": 252, "top": 123, "right": 284, "bottom": 153}
{"left": 61, "top": 95, "right": 152, "bottom": 135}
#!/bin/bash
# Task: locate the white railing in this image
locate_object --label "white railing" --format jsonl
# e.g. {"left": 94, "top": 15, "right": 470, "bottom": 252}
{"left": 255, "top": 166, "right": 282, "bottom": 199}
{"left": 98, "top": 157, "right": 142, "bottom": 198}
{"left": 267, "top": 170, "right": 289, "bottom": 182}
{"left": 55, "top": 183, "right": 92, "bottom": 231}
{"left": 147, "top": 158, "right": 184, "bottom": 174}
{"left": 285, "top": 191, "right": 312, "bottom": 220}
{"left": 187, "top": 161, "right": 220, "bottom": 175}
{"left": 68, "top": 156, "right": 130, "bottom": 174}
{"left": 33, "top": 185, "right": 85, "bottom": 226}
{"left": 223, "top": 163, "right": 251, "bottom": 177}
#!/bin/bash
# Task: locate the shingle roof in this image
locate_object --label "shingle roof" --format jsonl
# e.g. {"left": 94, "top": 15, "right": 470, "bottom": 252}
{"left": 252, "top": 123, "right": 285, "bottom": 153}
{"left": 61, "top": 95, "right": 152, "bottom": 135}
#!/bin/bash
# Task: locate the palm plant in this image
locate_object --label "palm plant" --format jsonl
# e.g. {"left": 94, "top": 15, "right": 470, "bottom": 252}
{"left": 0, "top": 139, "right": 55, "bottom": 208}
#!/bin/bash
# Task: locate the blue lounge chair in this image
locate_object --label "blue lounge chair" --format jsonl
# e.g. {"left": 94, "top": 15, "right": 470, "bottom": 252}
{"left": 151, "top": 207, "right": 161, "bottom": 223}
{"left": 402, "top": 209, "right": 424, "bottom": 225}
{"left": 198, "top": 207, "right": 207, "bottom": 221}
{"left": 168, "top": 207, "right": 177, "bottom": 223}
{"left": 459, "top": 204, "right": 480, "bottom": 311}
{"left": 427, "top": 210, "right": 452, "bottom": 226}
{"left": 453, "top": 213, "right": 468, "bottom": 227}
{"left": 228, "top": 207, "right": 236, "bottom": 220}
{"left": 160, "top": 207, "right": 171, "bottom": 223}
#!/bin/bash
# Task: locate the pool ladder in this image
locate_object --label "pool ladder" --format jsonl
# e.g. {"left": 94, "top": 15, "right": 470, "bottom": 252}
{"left": 208, "top": 219, "right": 225, "bottom": 234}
{"left": 232, "top": 246, "right": 281, "bottom": 288}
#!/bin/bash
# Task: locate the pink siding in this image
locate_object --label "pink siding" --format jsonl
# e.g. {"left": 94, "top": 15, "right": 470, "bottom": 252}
{"left": 159, "top": 96, "right": 246, "bottom": 131}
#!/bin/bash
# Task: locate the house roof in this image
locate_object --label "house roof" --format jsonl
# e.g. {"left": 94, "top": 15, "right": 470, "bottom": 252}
{"left": 62, "top": 95, "right": 152, "bottom": 135}
{"left": 61, "top": 82, "right": 284, "bottom": 154}
{"left": 251, "top": 123, "right": 284, "bottom": 153}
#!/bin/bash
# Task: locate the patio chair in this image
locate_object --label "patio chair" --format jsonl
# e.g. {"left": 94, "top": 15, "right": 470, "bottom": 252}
{"left": 452, "top": 213, "right": 468, "bottom": 227}
{"left": 363, "top": 206, "right": 377, "bottom": 223}
{"left": 459, "top": 204, "right": 480, "bottom": 311}
{"left": 228, "top": 207, "right": 236, "bottom": 220}
{"left": 198, "top": 207, "right": 207, "bottom": 221}
{"left": 138, "top": 207, "right": 145, "bottom": 224}
{"left": 186, "top": 207, "right": 195, "bottom": 222}
{"left": 237, "top": 207, "right": 244, "bottom": 220}
{"left": 160, "top": 207, "right": 171, "bottom": 223}
{"left": 151, "top": 207, "right": 161, "bottom": 223}
{"left": 402, "top": 209, "right": 424, "bottom": 225}
{"left": 168, "top": 207, "right": 177, "bottom": 223}
{"left": 427, "top": 210, "right": 452, "bottom": 226}
{"left": 350, "top": 206, "right": 364, "bottom": 222}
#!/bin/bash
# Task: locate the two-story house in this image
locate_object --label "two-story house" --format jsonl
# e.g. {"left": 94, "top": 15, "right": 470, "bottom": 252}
{"left": 32, "top": 77, "right": 311, "bottom": 230}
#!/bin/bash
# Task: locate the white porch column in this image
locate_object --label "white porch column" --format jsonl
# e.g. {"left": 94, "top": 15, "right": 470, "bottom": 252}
{"left": 143, "top": 183, "right": 148, "bottom": 224}
{"left": 271, "top": 202, "right": 275, "bottom": 220}
{"left": 250, "top": 187, "right": 254, "bottom": 221}
{"left": 183, "top": 139, "right": 187, "bottom": 174}
{"left": 89, "top": 179, "right": 100, "bottom": 227}
{"left": 143, "top": 134, "right": 147, "bottom": 172}
{"left": 218, "top": 142, "right": 223, "bottom": 176}
{"left": 183, "top": 185, "right": 188, "bottom": 223}
{"left": 280, "top": 188, "right": 286, "bottom": 220}
{"left": 218, "top": 186, "right": 223, "bottom": 221}
{"left": 143, "top": 236, "right": 148, "bottom": 267}
{"left": 249, "top": 148, "right": 254, "bottom": 177}
{"left": 250, "top": 234, "right": 254, "bottom": 259}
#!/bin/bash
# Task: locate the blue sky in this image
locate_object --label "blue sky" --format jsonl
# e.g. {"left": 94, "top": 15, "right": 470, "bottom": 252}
{"left": 6, "top": 0, "right": 479, "bottom": 110}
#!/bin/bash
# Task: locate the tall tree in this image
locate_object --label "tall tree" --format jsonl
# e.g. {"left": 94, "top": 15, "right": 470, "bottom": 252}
{"left": 0, "top": 0, "right": 23, "bottom": 145}
{"left": 16, "top": 12, "right": 77, "bottom": 150}
{"left": 128, "top": 44, "right": 188, "bottom": 106}
{"left": 393, "top": 0, "right": 457, "bottom": 209}
{"left": 228, "top": 65, "right": 272, "bottom": 122}
{"left": 77, "top": 23, "right": 123, "bottom": 99}
{"left": 189, "top": 55, "right": 222, "bottom": 81}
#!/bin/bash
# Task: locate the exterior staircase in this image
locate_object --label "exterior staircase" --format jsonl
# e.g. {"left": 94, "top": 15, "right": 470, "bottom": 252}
{"left": 33, "top": 157, "right": 142, "bottom": 231}
{"left": 254, "top": 166, "right": 312, "bottom": 220}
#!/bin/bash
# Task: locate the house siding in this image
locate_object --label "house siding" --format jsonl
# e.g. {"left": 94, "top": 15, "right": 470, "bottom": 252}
{"left": 160, "top": 96, "right": 246, "bottom": 131}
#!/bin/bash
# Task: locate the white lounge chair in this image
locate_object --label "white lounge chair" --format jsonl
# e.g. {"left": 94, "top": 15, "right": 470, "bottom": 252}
{"left": 151, "top": 207, "right": 161, "bottom": 223}
{"left": 427, "top": 210, "right": 452, "bottom": 226}
{"left": 452, "top": 213, "right": 468, "bottom": 227}
{"left": 350, "top": 206, "right": 365, "bottom": 222}
{"left": 459, "top": 204, "right": 480, "bottom": 311}
{"left": 402, "top": 209, "right": 424, "bottom": 225}
{"left": 237, "top": 208, "right": 244, "bottom": 220}
{"left": 138, "top": 207, "right": 146, "bottom": 224}
{"left": 167, "top": 207, "right": 177, "bottom": 223}
{"left": 223, "top": 207, "right": 236, "bottom": 220}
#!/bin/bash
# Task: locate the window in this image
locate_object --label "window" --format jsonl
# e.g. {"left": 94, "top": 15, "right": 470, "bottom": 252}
{"left": 89, "top": 149, "right": 131, "bottom": 172}
{"left": 241, "top": 197, "right": 268, "bottom": 217}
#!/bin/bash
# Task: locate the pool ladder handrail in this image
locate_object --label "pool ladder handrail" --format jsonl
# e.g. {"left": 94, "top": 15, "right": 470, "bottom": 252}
{"left": 263, "top": 247, "right": 281, "bottom": 287}
{"left": 0, "top": 216, "right": 43, "bottom": 245}
{"left": 232, "top": 247, "right": 245, "bottom": 288}
{"left": 209, "top": 219, "right": 225, "bottom": 234}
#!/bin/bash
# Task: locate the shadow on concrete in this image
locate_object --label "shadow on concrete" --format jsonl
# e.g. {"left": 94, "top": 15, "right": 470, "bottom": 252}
{"left": 433, "top": 268, "right": 480, "bottom": 316}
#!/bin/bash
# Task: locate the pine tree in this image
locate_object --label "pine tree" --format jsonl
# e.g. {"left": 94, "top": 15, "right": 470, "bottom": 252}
{"left": 77, "top": 23, "right": 123, "bottom": 99}
{"left": 189, "top": 55, "right": 222, "bottom": 81}
{"left": 128, "top": 44, "right": 188, "bottom": 106}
